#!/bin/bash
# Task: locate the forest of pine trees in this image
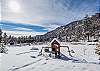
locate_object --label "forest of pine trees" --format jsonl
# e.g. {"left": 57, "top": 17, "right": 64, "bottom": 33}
{"left": 0, "top": 29, "right": 35, "bottom": 45}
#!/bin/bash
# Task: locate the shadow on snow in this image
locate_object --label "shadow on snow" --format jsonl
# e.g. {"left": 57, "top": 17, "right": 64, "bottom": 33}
{"left": 59, "top": 53, "right": 100, "bottom": 65}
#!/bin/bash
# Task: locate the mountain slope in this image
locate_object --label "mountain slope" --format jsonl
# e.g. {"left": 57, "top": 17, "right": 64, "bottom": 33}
{"left": 33, "top": 13, "right": 100, "bottom": 42}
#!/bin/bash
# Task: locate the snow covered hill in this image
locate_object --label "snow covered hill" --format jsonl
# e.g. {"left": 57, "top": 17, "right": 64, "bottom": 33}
{"left": 0, "top": 42, "right": 100, "bottom": 71}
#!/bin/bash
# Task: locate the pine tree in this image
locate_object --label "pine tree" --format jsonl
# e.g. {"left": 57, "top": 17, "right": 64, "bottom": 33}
{"left": 3, "top": 32, "right": 7, "bottom": 45}
{"left": 0, "top": 29, "right": 2, "bottom": 43}
{"left": 83, "top": 15, "right": 92, "bottom": 41}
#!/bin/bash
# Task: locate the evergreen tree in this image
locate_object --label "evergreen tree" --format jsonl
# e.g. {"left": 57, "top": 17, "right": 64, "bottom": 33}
{"left": 3, "top": 32, "right": 8, "bottom": 45}
{"left": 83, "top": 15, "right": 92, "bottom": 41}
{"left": 0, "top": 29, "right": 2, "bottom": 43}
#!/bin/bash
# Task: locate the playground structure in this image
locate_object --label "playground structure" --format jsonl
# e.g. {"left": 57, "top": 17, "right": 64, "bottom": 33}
{"left": 39, "top": 38, "right": 73, "bottom": 58}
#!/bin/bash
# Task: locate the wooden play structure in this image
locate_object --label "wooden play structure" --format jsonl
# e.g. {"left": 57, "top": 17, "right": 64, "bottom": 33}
{"left": 39, "top": 38, "right": 73, "bottom": 58}
{"left": 51, "top": 38, "right": 60, "bottom": 57}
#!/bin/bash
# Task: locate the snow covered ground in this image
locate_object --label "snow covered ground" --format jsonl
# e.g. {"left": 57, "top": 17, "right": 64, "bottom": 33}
{"left": 0, "top": 42, "right": 100, "bottom": 71}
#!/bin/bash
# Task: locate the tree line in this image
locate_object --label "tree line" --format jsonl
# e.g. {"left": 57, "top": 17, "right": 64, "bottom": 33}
{"left": 0, "top": 29, "right": 36, "bottom": 45}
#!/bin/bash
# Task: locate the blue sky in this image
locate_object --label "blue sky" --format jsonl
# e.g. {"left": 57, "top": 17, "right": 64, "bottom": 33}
{"left": 0, "top": 0, "right": 99, "bottom": 36}
{"left": 0, "top": 21, "right": 48, "bottom": 32}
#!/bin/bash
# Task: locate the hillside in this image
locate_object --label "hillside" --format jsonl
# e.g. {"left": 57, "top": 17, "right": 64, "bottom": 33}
{"left": 33, "top": 13, "right": 100, "bottom": 42}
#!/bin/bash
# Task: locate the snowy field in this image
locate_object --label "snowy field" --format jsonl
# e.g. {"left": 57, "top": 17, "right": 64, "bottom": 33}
{"left": 0, "top": 42, "right": 100, "bottom": 71}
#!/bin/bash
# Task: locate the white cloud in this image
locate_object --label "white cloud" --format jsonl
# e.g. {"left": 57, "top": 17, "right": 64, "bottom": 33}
{"left": 2, "top": 30, "right": 46, "bottom": 37}
{"left": 15, "top": 27, "right": 32, "bottom": 31}
{"left": 46, "top": 24, "right": 60, "bottom": 31}
{"left": 0, "top": 24, "right": 3, "bottom": 26}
